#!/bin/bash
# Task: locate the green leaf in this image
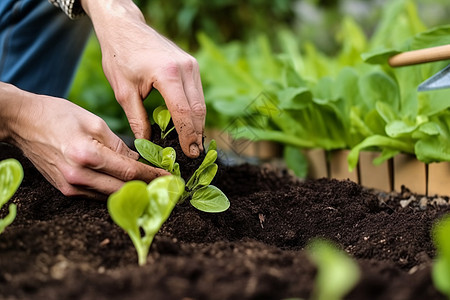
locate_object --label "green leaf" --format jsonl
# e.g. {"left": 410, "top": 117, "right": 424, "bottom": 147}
{"left": 161, "top": 147, "right": 176, "bottom": 173}
{"left": 186, "top": 149, "right": 218, "bottom": 189}
{"left": 145, "top": 176, "right": 185, "bottom": 234}
{"left": 308, "top": 239, "right": 360, "bottom": 300}
{"left": 0, "top": 159, "right": 23, "bottom": 208}
{"left": 348, "top": 135, "right": 413, "bottom": 170}
{"left": 108, "top": 181, "right": 149, "bottom": 237}
{"left": 135, "top": 139, "right": 163, "bottom": 168}
{"left": 190, "top": 185, "right": 230, "bottom": 213}
{"left": 107, "top": 176, "right": 185, "bottom": 266}
{"left": 194, "top": 163, "right": 218, "bottom": 189}
{"left": 207, "top": 139, "right": 217, "bottom": 152}
{"left": 432, "top": 215, "right": 450, "bottom": 297}
{"left": 277, "top": 87, "right": 313, "bottom": 110}
{"left": 153, "top": 105, "right": 171, "bottom": 133}
{"left": 283, "top": 146, "right": 308, "bottom": 178}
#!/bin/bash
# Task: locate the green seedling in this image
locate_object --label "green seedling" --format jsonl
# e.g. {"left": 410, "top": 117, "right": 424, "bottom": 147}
{"left": 0, "top": 159, "right": 23, "bottom": 234}
{"left": 135, "top": 138, "right": 229, "bottom": 213}
{"left": 135, "top": 138, "right": 180, "bottom": 176}
{"left": 307, "top": 238, "right": 360, "bottom": 300}
{"left": 107, "top": 176, "right": 185, "bottom": 266}
{"left": 432, "top": 215, "right": 450, "bottom": 299}
{"left": 153, "top": 105, "right": 175, "bottom": 139}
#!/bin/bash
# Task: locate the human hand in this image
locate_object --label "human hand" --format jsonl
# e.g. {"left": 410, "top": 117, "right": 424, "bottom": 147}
{"left": 1, "top": 84, "right": 169, "bottom": 198}
{"left": 82, "top": 0, "right": 206, "bottom": 158}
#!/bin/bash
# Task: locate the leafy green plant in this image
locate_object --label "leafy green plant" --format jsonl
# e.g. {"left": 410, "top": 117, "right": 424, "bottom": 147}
{"left": 307, "top": 238, "right": 360, "bottom": 300}
{"left": 135, "top": 137, "right": 229, "bottom": 213}
{"left": 107, "top": 175, "right": 185, "bottom": 266}
{"left": 432, "top": 215, "right": 450, "bottom": 298}
{"left": 0, "top": 159, "right": 23, "bottom": 234}
{"left": 153, "top": 105, "right": 176, "bottom": 139}
{"left": 197, "top": 0, "right": 450, "bottom": 177}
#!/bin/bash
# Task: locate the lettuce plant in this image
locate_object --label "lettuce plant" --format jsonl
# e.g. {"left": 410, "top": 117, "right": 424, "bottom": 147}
{"left": 432, "top": 215, "right": 450, "bottom": 299}
{"left": 153, "top": 105, "right": 176, "bottom": 139}
{"left": 107, "top": 176, "right": 185, "bottom": 266}
{"left": 307, "top": 238, "right": 360, "bottom": 300}
{"left": 135, "top": 138, "right": 230, "bottom": 213}
{"left": 0, "top": 159, "right": 23, "bottom": 234}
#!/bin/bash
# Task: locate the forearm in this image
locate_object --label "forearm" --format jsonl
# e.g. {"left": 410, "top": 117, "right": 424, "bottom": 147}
{"left": 0, "top": 83, "right": 24, "bottom": 142}
{"left": 80, "top": 0, "right": 146, "bottom": 40}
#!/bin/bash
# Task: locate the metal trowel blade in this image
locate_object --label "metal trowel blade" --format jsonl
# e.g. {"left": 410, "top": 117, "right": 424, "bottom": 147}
{"left": 418, "top": 64, "right": 450, "bottom": 92}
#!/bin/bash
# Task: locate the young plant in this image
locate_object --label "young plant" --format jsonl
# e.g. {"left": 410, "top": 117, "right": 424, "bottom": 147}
{"left": 135, "top": 138, "right": 229, "bottom": 213}
{"left": 135, "top": 138, "right": 180, "bottom": 176}
{"left": 0, "top": 159, "right": 23, "bottom": 234}
{"left": 307, "top": 238, "right": 360, "bottom": 300}
{"left": 107, "top": 175, "right": 185, "bottom": 266}
{"left": 432, "top": 215, "right": 450, "bottom": 299}
{"left": 153, "top": 105, "right": 175, "bottom": 139}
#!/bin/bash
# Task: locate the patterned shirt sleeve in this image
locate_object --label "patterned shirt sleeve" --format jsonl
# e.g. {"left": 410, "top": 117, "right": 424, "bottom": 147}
{"left": 48, "top": 0, "right": 85, "bottom": 19}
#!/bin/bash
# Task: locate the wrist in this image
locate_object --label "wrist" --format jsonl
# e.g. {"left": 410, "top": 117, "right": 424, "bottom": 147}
{"left": 0, "top": 83, "right": 23, "bottom": 142}
{"left": 80, "top": 0, "right": 145, "bottom": 30}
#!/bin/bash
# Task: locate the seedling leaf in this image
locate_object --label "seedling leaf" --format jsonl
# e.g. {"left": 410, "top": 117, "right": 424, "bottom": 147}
{"left": 432, "top": 215, "right": 450, "bottom": 298}
{"left": 0, "top": 159, "right": 23, "bottom": 208}
{"left": 153, "top": 105, "right": 175, "bottom": 138}
{"left": 0, "top": 159, "right": 23, "bottom": 234}
{"left": 308, "top": 238, "right": 360, "bottom": 300}
{"left": 161, "top": 147, "right": 176, "bottom": 172}
{"left": 135, "top": 139, "right": 163, "bottom": 167}
{"left": 190, "top": 185, "right": 230, "bottom": 213}
{"left": 194, "top": 163, "right": 218, "bottom": 189}
{"left": 108, "top": 176, "right": 185, "bottom": 266}
{"left": 207, "top": 139, "right": 217, "bottom": 152}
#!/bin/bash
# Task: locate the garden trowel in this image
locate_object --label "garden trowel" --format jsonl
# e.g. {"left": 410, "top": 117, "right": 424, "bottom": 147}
{"left": 388, "top": 44, "right": 450, "bottom": 91}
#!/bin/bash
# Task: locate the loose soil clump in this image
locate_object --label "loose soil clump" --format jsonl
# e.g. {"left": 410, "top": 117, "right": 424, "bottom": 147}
{"left": 0, "top": 141, "right": 449, "bottom": 300}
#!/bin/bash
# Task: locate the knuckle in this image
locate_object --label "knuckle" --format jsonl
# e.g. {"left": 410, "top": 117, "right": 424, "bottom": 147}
{"left": 114, "top": 87, "right": 132, "bottom": 105}
{"left": 65, "top": 144, "right": 100, "bottom": 168}
{"left": 60, "top": 166, "right": 84, "bottom": 186}
{"left": 121, "top": 167, "right": 137, "bottom": 182}
{"left": 89, "top": 118, "right": 109, "bottom": 135}
{"left": 163, "top": 61, "right": 181, "bottom": 79}
{"left": 191, "top": 102, "right": 206, "bottom": 117}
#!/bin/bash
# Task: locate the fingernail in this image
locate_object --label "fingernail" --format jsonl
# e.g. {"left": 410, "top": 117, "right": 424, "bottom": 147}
{"left": 189, "top": 143, "right": 199, "bottom": 157}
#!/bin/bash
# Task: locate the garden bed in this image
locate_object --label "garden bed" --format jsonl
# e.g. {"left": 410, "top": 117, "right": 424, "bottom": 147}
{"left": 0, "top": 142, "right": 449, "bottom": 300}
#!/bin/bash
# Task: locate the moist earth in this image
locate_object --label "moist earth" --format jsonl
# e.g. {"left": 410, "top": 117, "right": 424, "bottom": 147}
{"left": 0, "top": 141, "right": 449, "bottom": 300}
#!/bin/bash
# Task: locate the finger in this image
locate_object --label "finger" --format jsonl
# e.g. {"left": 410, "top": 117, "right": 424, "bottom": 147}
{"left": 99, "top": 130, "right": 139, "bottom": 161}
{"left": 93, "top": 143, "right": 170, "bottom": 182}
{"left": 154, "top": 72, "right": 200, "bottom": 158}
{"left": 116, "top": 90, "right": 151, "bottom": 140}
{"left": 182, "top": 64, "right": 206, "bottom": 152}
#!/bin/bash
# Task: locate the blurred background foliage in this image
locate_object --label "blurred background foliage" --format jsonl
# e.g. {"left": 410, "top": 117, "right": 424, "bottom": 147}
{"left": 69, "top": 0, "right": 450, "bottom": 136}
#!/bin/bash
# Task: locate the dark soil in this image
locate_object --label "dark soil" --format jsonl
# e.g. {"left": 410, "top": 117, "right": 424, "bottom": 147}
{"left": 0, "top": 141, "right": 449, "bottom": 300}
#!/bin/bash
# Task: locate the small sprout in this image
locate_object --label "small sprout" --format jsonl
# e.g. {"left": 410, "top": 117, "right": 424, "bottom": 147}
{"left": 135, "top": 139, "right": 180, "bottom": 176}
{"left": 136, "top": 106, "right": 230, "bottom": 214}
{"left": 432, "top": 215, "right": 450, "bottom": 298}
{"left": 107, "top": 176, "right": 185, "bottom": 266}
{"left": 137, "top": 138, "right": 229, "bottom": 213}
{"left": 307, "top": 238, "right": 360, "bottom": 300}
{"left": 153, "top": 105, "right": 175, "bottom": 139}
{"left": 0, "top": 159, "right": 23, "bottom": 234}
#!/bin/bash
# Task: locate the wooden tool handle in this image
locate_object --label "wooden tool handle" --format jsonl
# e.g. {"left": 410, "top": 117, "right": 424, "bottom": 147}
{"left": 388, "top": 44, "right": 450, "bottom": 67}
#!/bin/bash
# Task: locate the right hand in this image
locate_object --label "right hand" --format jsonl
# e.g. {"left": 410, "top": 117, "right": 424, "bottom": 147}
{"left": 4, "top": 86, "right": 169, "bottom": 198}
